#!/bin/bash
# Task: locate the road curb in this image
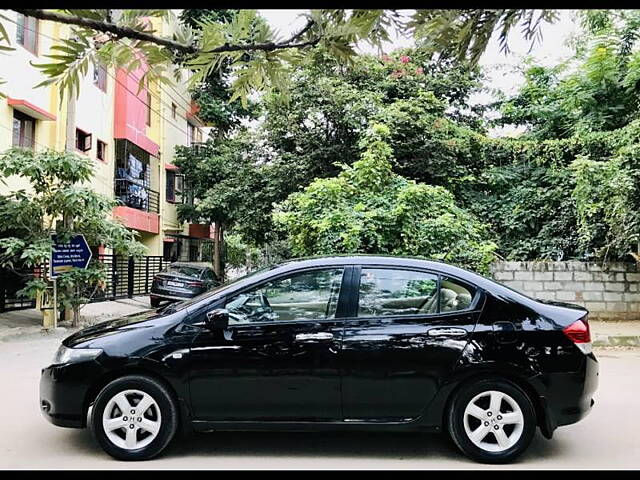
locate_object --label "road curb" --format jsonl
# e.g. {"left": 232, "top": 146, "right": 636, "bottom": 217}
{"left": 593, "top": 335, "right": 640, "bottom": 347}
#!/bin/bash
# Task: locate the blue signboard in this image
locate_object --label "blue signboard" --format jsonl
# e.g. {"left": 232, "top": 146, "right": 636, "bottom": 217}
{"left": 50, "top": 234, "right": 92, "bottom": 278}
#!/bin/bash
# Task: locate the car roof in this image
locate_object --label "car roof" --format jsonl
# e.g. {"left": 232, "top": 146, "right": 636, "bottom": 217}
{"left": 266, "top": 255, "right": 490, "bottom": 286}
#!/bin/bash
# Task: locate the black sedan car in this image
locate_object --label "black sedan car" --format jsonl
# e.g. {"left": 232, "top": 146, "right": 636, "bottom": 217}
{"left": 149, "top": 262, "right": 219, "bottom": 307}
{"left": 40, "top": 255, "right": 598, "bottom": 463}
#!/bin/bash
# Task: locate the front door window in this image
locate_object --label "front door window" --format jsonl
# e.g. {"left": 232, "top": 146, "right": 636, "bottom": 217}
{"left": 225, "top": 268, "right": 345, "bottom": 324}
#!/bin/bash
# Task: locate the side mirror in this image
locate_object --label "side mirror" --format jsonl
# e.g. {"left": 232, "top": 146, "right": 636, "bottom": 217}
{"left": 206, "top": 308, "right": 229, "bottom": 330}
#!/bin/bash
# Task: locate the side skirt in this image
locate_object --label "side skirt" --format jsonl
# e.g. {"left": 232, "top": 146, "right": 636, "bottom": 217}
{"left": 191, "top": 420, "right": 440, "bottom": 433}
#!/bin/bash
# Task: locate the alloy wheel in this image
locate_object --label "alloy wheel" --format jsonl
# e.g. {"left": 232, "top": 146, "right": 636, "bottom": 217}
{"left": 102, "top": 389, "right": 162, "bottom": 450}
{"left": 462, "top": 390, "right": 524, "bottom": 453}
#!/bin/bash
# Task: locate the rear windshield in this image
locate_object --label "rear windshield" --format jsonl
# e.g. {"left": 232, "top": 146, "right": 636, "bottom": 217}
{"left": 164, "top": 265, "right": 203, "bottom": 278}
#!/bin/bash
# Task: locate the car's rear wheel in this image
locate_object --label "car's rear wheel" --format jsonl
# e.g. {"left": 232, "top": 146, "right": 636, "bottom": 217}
{"left": 447, "top": 378, "right": 536, "bottom": 464}
{"left": 90, "top": 375, "right": 178, "bottom": 461}
{"left": 150, "top": 297, "right": 160, "bottom": 308}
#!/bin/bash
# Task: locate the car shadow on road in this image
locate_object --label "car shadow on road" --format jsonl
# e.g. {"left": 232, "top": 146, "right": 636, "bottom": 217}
{"left": 61, "top": 428, "right": 562, "bottom": 465}
{"left": 164, "top": 429, "right": 562, "bottom": 464}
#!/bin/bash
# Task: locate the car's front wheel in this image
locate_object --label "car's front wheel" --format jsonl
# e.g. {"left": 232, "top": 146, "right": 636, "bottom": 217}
{"left": 90, "top": 375, "right": 178, "bottom": 461}
{"left": 447, "top": 378, "right": 536, "bottom": 464}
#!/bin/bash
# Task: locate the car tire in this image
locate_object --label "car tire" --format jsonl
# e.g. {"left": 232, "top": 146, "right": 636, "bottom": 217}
{"left": 90, "top": 375, "right": 178, "bottom": 461}
{"left": 150, "top": 297, "right": 160, "bottom": 308}
{"left": 447, "top": 378, "right": 536, "bottom": 464}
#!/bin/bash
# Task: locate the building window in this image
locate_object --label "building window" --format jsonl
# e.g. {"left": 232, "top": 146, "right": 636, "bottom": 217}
{"left": 166, "top": 170, "right": 184, "bottom": 203}
{"left": 16, "top": 14, "right": 38, "bottom": 55}
{"left": 97, "top": 140, "right": 107, "bottom": 161}
{"left": 171, "top": 103, "right": 177, "bottom": 119}
{"left": 188, "top": 123, "right": 200, "bottom": 145}
{"left": 75, "top": 129, "right": 92, "bottom": 152}
{"left": 146, "top": 91, "right": 152, "bottom": 126}
{"left": 12, "top": 111, "right": 36, "bottom": 149}
{"left": 93, "top": 63, "right": 107, "bottom": 92}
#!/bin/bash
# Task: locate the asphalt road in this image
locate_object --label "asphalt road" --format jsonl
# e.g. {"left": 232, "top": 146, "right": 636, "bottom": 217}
{"left": 1, "top": 333, "right": 638, "bottom": 469}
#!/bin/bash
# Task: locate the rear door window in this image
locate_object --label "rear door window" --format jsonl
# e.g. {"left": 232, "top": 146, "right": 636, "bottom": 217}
{"left": 357, "top": 268, "right": 439, "bottom": 317}
{"left": 440, "top": 277, "right": 476, "bottom": 312}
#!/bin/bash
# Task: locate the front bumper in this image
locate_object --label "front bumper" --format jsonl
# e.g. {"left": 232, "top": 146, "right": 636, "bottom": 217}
{"left": 40, "top": 360, "right": 105, "bottom": 429}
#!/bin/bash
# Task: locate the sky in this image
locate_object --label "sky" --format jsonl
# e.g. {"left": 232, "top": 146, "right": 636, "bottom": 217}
{"left": 258, "top": 9, "right": 580, "bottom": 137}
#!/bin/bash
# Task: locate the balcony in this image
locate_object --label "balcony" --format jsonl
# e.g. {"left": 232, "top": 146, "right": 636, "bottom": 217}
{"left": 113, "top": 179, "right": 160, "bottom": 234}
{"left": 115, "top": 179, "right": 159, "bottom": 213}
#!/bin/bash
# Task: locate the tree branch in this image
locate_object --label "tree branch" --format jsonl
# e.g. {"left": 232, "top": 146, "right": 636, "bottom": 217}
{"left": 13, "top": 9, "right": 321, "bottom": 56}
{"left": 283, "top": 18, "right": 315, "bottom": 45}
{"left": 14, "top": 9, "right": 197, "bottom": 53}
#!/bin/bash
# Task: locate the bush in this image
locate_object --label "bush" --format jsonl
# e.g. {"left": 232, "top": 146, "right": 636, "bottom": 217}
{"left": 274, "top": 123, "right": 497, "bottom": 274}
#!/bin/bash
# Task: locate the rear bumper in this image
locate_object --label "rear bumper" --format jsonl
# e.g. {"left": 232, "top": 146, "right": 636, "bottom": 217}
{"left": 539, "top": 352, "right": 599, "bottom": 436}
{"left": 150, "top": 292, "right": 195, "bottom": 302}
{"left": 150, "top": 287, "right": 203, "bottom": 301}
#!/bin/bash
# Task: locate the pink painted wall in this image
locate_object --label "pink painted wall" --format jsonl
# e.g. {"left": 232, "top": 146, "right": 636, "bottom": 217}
{"left": 113, "top": 64, "right": 159, "bottom": 156}
{"left": 189, "top": 223, "right": 216, "bottom": 239}
{"left": 114, "top": 206, "right": 160, "bottom": 234}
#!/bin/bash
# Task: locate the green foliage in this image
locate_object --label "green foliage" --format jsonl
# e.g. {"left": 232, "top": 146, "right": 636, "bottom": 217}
{"left": 10, "top": 9, "right": 535, "bottom": 105}
{"left": 173, "top": 132, "right": 285, "bottom": 245}
{"left": 571, "top": 149, "right": 640, "bottom": 262}
{"left": 33, "top": 11, "right": 178, "bottom": 100}
{"left": 274, "top": 123, "right": 497, "bottom": 273}
{"left": 464, "top": 161, "right": 581, "bottom": 261}
{"left": 178, "top": 9, "right": 258, "bottom": 136}
{"left": 224, "top": 232, "right": 261, "bottom": 270}
{"left": 261, "top": 48, "right": 485, "bottom": 196}
{"left": 495, "top": 10, "right": 640, "bottom": 139}
{"left": 0, "top": 148, "right": 144, "bottom": 312}
{"left": 410, "top": 9, "right": 558, "bottom": 65}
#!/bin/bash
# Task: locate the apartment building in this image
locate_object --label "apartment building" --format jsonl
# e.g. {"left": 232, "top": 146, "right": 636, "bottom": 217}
{"left": 0, "top": 11, "right": 214, "bottom": 262}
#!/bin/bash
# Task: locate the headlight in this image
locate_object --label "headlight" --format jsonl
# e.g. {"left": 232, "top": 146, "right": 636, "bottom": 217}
{"left": 51, "top": 345, "right": 103, "bottom": 365}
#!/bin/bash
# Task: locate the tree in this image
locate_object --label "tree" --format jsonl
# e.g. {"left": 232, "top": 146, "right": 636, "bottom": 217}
{"left": 2, "top": 9, "right": 400, "bottom": 104}
{"left": 0, "top": 9, "right": 560, "bottom": 102}
{"left": 173, "top": 132, "right": 285, "bottom": 278}
{"left": 410, "top": 9, "right": 559, "bottom": 65}
{"left": 178, "top": 9, "right": 258, "bottom": 136}
{"left": 273, "top": 123, "right": 497, "bottom": 274}
{"left": 493, "top": 10, "right": 640, "bottom": 139}
{"left": 261, "top": 48, "right": 486, "bottom": 195}
{"left": 0, "top": 148, "right": 144, "bottom": 325}
{"left": 174, "top": 47, "right": 488, "bottom": 275}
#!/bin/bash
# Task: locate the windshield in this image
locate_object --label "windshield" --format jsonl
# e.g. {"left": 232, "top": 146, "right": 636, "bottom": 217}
{"left": 164, "top": 265, "right": 203, "bottom": 278}
{"left": 159, "top": 264, "right": 276, "bottom": 314}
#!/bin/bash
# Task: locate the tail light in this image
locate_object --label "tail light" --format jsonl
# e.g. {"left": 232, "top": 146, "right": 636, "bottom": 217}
{"left": 186, "top": 281, "right": 204, "bottom": 288}
{"left": 563, "top": 316, "right": 592, "bottom": 354}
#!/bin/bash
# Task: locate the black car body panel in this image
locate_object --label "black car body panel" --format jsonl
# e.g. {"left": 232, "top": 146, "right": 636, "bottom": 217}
{"left": 40, "top": 255, "right": 598, "bottom": 440}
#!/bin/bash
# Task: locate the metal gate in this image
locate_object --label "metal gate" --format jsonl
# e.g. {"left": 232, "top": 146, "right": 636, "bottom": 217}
{"left": 86, "top": 255, "right": 166, "bottom": 302}
{"left": 0, "top": 255, "right": 167, "bottom": 312}
{"left": 0, "top": 267, "right": 37, "bottom": 312}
